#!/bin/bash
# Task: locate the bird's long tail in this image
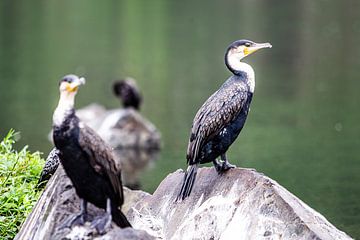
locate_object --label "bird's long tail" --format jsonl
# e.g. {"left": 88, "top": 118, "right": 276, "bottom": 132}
{"left": 177, "top": 164, "right": 199, "bottom": 201}
{"left": 111, "top": 207, "right": 132, "bottom": 228}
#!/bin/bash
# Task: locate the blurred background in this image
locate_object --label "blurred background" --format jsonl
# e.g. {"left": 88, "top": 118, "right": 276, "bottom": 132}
{"left": 0, "top": 0, "right": 359, "bottom": 238}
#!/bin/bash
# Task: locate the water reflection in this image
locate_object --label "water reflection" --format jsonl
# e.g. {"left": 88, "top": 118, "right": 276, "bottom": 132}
{"left": 115, "top": 148, "right": 160, "bottom": 190}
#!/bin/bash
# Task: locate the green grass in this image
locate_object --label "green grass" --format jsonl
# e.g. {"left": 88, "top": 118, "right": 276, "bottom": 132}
{"left": 0, "top": 130, "right": 44, "bottom": 240}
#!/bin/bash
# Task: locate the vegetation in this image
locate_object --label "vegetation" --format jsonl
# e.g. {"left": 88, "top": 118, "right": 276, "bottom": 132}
{"left": 0, "top": 130, "right": 44, "bottom": 240}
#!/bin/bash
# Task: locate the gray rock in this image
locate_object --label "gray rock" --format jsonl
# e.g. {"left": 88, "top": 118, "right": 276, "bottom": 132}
{"left": 127, "top": 167, "right": 352, "bottom": 240}
{"left": 76, "top": 103, "right": 108, "bottom": 131}
{"left": 96, "top": 108, "right": 161, "bottom": 150}
{"left": 99, "top": 227, "right": 155, "bottom": 240}
{"left": 16, "top": 166, "right": 352, "bottom": 240}
{"left": 15, "top": 166, "right": 152, "bottom": 240}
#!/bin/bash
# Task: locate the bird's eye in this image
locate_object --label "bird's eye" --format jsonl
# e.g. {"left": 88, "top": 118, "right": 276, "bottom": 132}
{"left": 245, "top": 42, "right": 251, "bottom": 47}
{"left": 63, "top": 78, "right": 72, "bottom": 83}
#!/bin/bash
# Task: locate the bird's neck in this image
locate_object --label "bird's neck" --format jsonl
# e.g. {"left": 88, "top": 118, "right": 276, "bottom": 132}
{"left": 226, "top": 56, "right": 255, "bottom": 93}
{"left": 53, "top": 92, "right": 76, "bottom": 126}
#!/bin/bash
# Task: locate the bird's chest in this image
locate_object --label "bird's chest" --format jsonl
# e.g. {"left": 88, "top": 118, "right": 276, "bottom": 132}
{"left": 222, "top": 93, "right": 252, "bottom": 136}
{"left": 208, "top": 93, "right": 253, "bottom": 151}
{"left": 58, "top": 141, "right": 95, "bottom": 191}
{"left": 53, "top": 124, "right": 82, "bottom": 166}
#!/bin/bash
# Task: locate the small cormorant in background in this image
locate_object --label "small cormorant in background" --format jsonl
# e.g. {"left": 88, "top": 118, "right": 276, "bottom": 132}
{"left": 178, "top": 40, "right": 272, "bottom": 200}
{"left": 37, "top": 148, "right": 60, "bottom": 187}
{"left": 113, "top": 78, "right": 142, "bottom": 110}
{"left": 52, "top": 74, "right": 131, "bottom": 233}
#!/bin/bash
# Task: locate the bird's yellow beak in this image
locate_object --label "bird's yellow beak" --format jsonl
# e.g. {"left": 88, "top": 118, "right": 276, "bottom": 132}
{"left": 244, "top": 42, "right": 272, "bottom": 56}
{"left": 65, "top": 77, "right": 86, "bottom": 93}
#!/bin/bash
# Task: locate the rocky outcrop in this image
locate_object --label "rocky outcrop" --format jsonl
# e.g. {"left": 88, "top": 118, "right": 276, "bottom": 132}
{"left": 16, "top": 166, "right": 352, "bottom": 240}
{"left": 128, "top": 167, "right": 352, "bottom": 240}
{"left": 97, "top": 109, "right": 160, "bottom": 150}
{"left": 15, "top": 165, "right": 153, "bottom": 240}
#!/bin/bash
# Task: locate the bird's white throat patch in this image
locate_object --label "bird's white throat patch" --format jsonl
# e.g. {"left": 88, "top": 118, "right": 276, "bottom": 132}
{"left": 53, "top": 92, "right": 76, "bottom": 126}
{"left": 228, "top": 57, "right": 255, "bottom": 93}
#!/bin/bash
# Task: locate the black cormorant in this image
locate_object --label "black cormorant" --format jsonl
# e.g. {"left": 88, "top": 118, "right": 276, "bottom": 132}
{"left": 40, "top": 78, "right": 146, "bottom": 188}
{"left": 113, "top": 78, "right": 142, "bottom": 110}
{"left": 178, "top": 40, "right": 272, "bottom": 200}
{"left": 52, "top": 74, "right": 131, "bottom": 233}
{"left": 37, "top": 147, "right": 60, "bottom": 187}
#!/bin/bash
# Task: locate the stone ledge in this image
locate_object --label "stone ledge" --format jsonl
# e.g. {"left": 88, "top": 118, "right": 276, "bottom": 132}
{"left": 16, "top": 166, "right": 353, "bottom": 240}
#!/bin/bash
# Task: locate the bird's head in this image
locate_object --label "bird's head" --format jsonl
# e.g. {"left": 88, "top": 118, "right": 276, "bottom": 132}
{"left": 113, "top": 78, "right": 142, "bottom": 110}
{"left": 113, "top": 78, "right": 138, "bottom": 97}
{"left": 226, "top": 39, "right": 272, "bottom": 61}
{"left": 53, "top": 74, "right": 86, "bottom": 126}
{"left": 59, "top": 74, "right": 86, "bottom": 95}
{"left": 225, "top": 39, "right": 272, "bottom": 74}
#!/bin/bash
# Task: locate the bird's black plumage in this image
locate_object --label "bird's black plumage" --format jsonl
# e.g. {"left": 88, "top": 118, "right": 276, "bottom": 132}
{"left": 113, "top": 79, "right": 142, "bottom": 110}
{"left": 186, "top": 76, "right": 252, "bottom": 165}
{"left": 178, "top": 39, "right": 271, "bottom": 200}
{"left": 53, "top": 75, "right": 131, "bottom": 231}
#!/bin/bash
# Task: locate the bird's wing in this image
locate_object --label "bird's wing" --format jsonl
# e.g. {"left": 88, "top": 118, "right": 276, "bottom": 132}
{"left": 78, "top": 124, "right": 124, "bottom": 206}
{"left": 187, "top": 82, "right": 249, "bottom": 164}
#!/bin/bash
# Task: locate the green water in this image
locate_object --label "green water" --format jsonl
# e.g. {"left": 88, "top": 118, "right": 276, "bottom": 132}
{"left": 1, "top": 1, "right": 359, "bottom": 238}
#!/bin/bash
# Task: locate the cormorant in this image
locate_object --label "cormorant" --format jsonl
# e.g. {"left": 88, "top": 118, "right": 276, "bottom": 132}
{"left": 41, "top": 78, "right": 148, "bottom": 189}
{"left": 52, "top": 74, "right": 131, "bottom": 233}
{"left": 37, "top": 147, "right": 60, "bottom": 187}
{"left": 113, "top": 78, "right": 142, "bottom": 110}
{"left": 178, "top": 40, "right": 272, "bottom": 200}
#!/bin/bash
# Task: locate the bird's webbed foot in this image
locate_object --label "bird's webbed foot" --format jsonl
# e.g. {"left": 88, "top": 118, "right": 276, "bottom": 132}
{"left": 90, "top": 214, "right": 112, "bottom": 235}
{"left": 213, "top": 154, "right": 236, "bottom": 174}
{"left": 221, "top": 161, "right": 236, "bottom": 171}
{"left": 60, "top": 212, "right": 87, "bottom": 229}
{"left": 90, "top": 198, "right": 112, "bottom": 235}
{"left": 59, "top": 199, "right": 88, "bottom": 229}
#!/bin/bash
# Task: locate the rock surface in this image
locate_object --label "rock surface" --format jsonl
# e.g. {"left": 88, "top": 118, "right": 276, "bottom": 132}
{"left": 16, "top": 166, "right": 352, "bottom": 240}
{"left": 76, "top": 103, "right": 108, "bottom": 131}
{"left": 97, "top": 108, "right": 161, "bottom": 150}
{"left": 127, "top": 168, "right": 352, "bottom": 240}
{"left": 15, "top": 166, "right": 153, "bottom": 240}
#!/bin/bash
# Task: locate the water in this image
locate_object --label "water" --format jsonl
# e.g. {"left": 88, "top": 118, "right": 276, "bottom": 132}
{"left": 1, "top": 0, "right": 359, "bottom": 238}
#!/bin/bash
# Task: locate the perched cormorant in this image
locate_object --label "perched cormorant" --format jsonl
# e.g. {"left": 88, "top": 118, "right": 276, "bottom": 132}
{"left": 41, "top": 78, "right": 151, "bottom": 189}
{"left": 37, "top": 147, "right": 60, "bottom": 187}
{"left": 52, "top": 74, "right": 131, "bottom": 233}
{"left": 113, "top": 78, "right": 142, "bottom": 110}
{"left": 178, "top": 40, "right": 272, "bottom": 200}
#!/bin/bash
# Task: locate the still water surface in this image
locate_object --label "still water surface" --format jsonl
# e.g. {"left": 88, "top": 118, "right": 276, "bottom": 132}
{"left": 0, "top": 1, "right": 359, "bottom": 238}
